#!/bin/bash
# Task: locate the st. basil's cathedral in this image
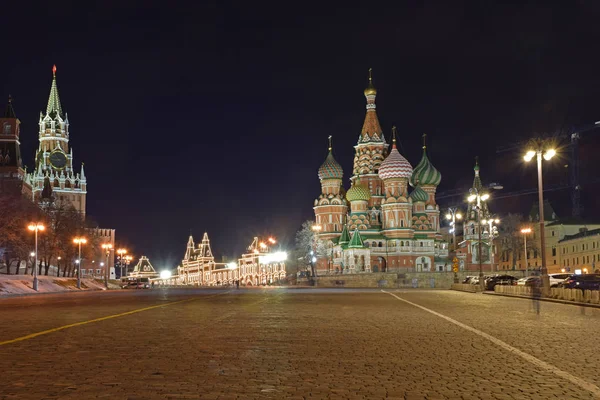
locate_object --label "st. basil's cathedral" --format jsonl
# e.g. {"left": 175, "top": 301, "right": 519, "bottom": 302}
{"left": 313, "top": 70, "right": 449, "bottom": 274}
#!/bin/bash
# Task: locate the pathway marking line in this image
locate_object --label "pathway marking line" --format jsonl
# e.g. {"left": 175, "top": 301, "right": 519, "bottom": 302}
{"left": 0, "top": 292, "right": 229, "bottom": 347}
{"left": 381, "top": 290, "right": 600, "bottom": 398}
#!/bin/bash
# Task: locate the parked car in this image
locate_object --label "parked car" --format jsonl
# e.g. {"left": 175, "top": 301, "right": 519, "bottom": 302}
{"left": 485, "top": 274, "right": 518, "bottom": 291}
{"left": 548, "top": 273, "right": 571, "bottom": 288}
{"left": 517, "top": 276, "right": 541, "bottom": 286}
{"left": 463, "top": 276, "right": 477, "bottom": 284}
{"left": 559, "top": 274, "right": 600, "bottom": 290}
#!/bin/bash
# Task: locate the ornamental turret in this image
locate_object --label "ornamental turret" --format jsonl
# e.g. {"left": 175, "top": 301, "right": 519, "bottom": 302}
{"left": 465, "top": 157, "right": 490, "bottom": 240}
{"left": 314, "top": 136, "right": 348, "bottom": 238}
{"left": 0, "top": 95, "right": 24, "bottom": 195}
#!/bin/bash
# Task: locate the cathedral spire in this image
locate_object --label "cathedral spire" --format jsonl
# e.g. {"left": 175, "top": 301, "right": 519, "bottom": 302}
{"left": 46, "top": 65, "right": 63, "bottom": 118}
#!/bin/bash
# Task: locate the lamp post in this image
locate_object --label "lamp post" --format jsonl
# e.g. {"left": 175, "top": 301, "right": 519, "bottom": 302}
{"left": 102, "top": 243, "right": 113, "bottom": 289}
{"left": 524, "top": 141, "right": 556, "bottom": 292}
{"left": 521, "top": 228, "right": 532, "bottom": 276}
{"left": 445, "top": 208, "right": 463, "bottom": 252}
{"left": 482, "top": 217, "right": 500, "bottom": 271}
{"left": 468, "top": 190, "right": 490, "bottom": 291}
{"left": 27, "top": 223, "right": 45, "bottom": 291}
{"left": 117, "top": 248, "right": 127, "bottom": 279}
{"left": 123, "top": 255, "right": 132, "bottom": 278}
{"left": 73, "top": 237, "right": 87, "bottom": 289}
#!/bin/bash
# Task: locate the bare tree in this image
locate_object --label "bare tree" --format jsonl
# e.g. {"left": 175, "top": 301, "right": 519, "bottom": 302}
{"left": 498, "top": 213, "right": 539, "bottom": 271}
{"left": 295, "top": 220, "right": 328, "bottom": 277}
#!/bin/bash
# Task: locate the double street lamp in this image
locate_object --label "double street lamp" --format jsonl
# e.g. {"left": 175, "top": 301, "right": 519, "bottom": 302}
{"left": 101, "top": 243, "right": 113, "bottom": 289}
{"left": 73, "top": 237, "right": 87, "bottom": 289}
{"left": 117, "top": 248, "right": 128, "bottom": 278}
{"left": 524, "top": 140, "right": 556, "bottom": 292}
{"left": 27, "top": 223, "right": 45, "bottom": 291}
{"left": 468, "top": 190, "right": 490, "bottom": 291}
{"left": 445, "top": 208, "right": 462, "bottom": 252}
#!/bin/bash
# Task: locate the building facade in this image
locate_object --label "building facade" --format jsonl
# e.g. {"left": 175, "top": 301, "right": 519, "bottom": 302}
{"left": 129, "top": 256, "right": 159, "bottom": 279}
{"left": 176, "top": 234, "right": 286, "bottom": 286}
{"left": 22, "top": 65, "right": 87, "bottom": 216}
{"left": 313, "top": 71, "right": 448, "bottom": 274}
{"left": 498, "top": 202, "right": 600, "bottom": 274}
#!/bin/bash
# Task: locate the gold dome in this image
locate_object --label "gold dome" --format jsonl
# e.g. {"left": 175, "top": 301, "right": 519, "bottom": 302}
{"left": 364, "top": 68, "right": 377, "bottom": 96}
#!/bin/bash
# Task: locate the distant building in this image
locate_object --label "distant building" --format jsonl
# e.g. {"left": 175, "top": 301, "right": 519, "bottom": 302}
{"left": 0, "top": 96, "right": 25, "bottom": 195}
{"left": 176, "top": 233, "right": 285, "bottom": 286}
{"left": 498, "top": 201, "right": 600, "bottom": 274}
{"left": 129, "top": 256, "right": 159, "bottom": 279}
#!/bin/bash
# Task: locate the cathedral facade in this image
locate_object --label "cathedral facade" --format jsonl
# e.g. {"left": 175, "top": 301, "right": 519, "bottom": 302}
{"left": 313, "top": 71, "right": 449, "bottom": 274}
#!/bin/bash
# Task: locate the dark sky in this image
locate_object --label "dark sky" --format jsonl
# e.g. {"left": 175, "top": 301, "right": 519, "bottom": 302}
{"left": 2, "top": 1, "right": 600, "bottom": 268}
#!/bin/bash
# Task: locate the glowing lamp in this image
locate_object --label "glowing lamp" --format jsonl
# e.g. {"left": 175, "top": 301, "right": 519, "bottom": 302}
{"left": 160, "top": 270, "right": 172, "bottom": 279}
{"left": 524, "top": 150, "right": 536, "bottom": 162}
{"left": 543, "top": 149, "right": 556, "bottom": 160}
{"left": 467, "top": 195, "right": 476, "bottom": 202}
{"left": 445, "top": 213, "right": 452, "bottom": 220}
{"left": 480, "top": 193, "right": 490, "bottom": 201}
{"left": 456, "top": 213, "right": 462, "bottom": 219}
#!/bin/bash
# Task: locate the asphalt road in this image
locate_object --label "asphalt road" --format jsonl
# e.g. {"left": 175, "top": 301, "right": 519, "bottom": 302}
{"left": 1, "top": 287, "right": 599, "bottom": 400}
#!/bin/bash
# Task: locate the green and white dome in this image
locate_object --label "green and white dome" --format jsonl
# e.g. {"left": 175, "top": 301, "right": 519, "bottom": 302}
{"left": 410, "top": 147, "right": 441, "bottom": 187}
{"left": 409, "top": 185, "right": 428, "bottom": 203}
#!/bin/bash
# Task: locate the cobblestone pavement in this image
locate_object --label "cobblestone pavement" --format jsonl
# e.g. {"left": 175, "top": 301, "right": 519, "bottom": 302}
{"left": 1, "top": 287, "right": 599, "bottom": 400}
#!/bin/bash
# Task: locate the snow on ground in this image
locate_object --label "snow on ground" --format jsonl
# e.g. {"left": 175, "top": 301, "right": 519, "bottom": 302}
{"left": 0, "top": 275, "right": 120, "bottom": 296}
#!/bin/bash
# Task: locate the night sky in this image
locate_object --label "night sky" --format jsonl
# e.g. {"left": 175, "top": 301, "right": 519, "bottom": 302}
{"left": 2, "top": 1, "right": 600, "bottom": 268}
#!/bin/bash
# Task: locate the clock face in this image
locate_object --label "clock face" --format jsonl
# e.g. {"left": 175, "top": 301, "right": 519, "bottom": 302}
{"left": 49, "top": 151, "right": 67, "bottom": 170}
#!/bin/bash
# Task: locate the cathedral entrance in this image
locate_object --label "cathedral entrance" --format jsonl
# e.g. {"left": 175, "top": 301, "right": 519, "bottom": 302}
{"left": 377, "top": 257, "right": 387, "bottom": 272}
{"left": 416, "top": 257, "right": 430, "bottom": 272}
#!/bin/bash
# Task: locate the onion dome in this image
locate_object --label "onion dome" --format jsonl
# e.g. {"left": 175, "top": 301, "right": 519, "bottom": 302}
{"left": 364, "top": 68, "right": 377, "bottom": 96}
{"left": 346, "top": 176, "right": 371, "bottom": 202}
{"left": 410, "top": 134, "right": 442, "bottom": 187}
{"left": 379, "top": 126, "right": 413, "bottom": 180}
{"left": 409, "top": 185, "right": 428, "bottom": 203}
{"left": 318, "top": 136, "right": 343, "bottom": 180}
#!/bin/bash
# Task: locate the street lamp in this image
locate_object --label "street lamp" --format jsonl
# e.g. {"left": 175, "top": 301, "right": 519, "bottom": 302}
{"left": 467, "top": 189, "right": 490, "bottom": 291}
{"left": 73, "top": 237, "right": 87, "bottom": 289}
{"left": 27, "top": 223, "right": 45, "bottom": 291}
{"left": 117, "top": 248, "right": 127, "bottom": 279}
{"left": 311, "top": 224, "right": 322, "bottom": 277}
{"left": 482, "top": 218, "right": 500, "bottom": 271}
{"left": 101, "top": 243, "right": 113, "bottom": 289}
{"left": 520, "top": 228, "right": 532, "bottom": 275}
{"left": 445, "top": 208, "right": 462, "bottom": 252}
{"left": 524, "top": 140, "right": 556, "bottom": 292}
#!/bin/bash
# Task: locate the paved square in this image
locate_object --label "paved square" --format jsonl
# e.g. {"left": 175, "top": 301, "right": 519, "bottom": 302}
{"left": 1, "top": 288, "right": 599, "bottom": 399}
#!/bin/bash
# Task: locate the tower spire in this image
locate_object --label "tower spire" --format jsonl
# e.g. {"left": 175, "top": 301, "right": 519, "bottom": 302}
{"left": 46, "top": 64, "right": 63, "bottom": 118}
{"left": 392, "top": 126, "right": 397, "bottom": 149}
{"left": 359, "top": 68, "right": 383, "bottom": 143}
{"left": 422, "top": 133, "right": 427, "bottom": 150}
{"left": 328, "top": 135, "right": 332, "bottom": 152}
{"left": 4, "top": 95, "right": 16, "bottom": 118}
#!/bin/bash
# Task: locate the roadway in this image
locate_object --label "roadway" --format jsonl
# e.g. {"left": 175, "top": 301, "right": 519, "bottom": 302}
{"left": 0, "top": 287, "right": 599, "bottom": 399}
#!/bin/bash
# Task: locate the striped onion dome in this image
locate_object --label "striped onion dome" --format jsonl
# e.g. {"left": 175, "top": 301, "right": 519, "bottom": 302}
{"left": 346, "top": 176, "right": 371, "bottom": 202}
{"left": 410, "top": 148, "right": 441, "bottom": 187}
{"left": 409, "top": 185, "right": 429, "bottom": 203}
{"left": 318, "top": 151, "right": 343, "bottom": 180}
{"left": 378, "top": 144, "right": 413, "bottom": 180}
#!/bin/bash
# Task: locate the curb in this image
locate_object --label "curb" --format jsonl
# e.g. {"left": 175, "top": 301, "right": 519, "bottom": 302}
{"left": 0, "top": 288, "right": 120, "bottom": 299}
{"left": 483, "top": 291, "right": 600, "bottom": 309}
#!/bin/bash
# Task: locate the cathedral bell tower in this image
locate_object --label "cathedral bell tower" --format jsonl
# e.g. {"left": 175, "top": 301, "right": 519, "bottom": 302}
{"left": 23, "top": 65, "right": 87, "bottom": 216}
